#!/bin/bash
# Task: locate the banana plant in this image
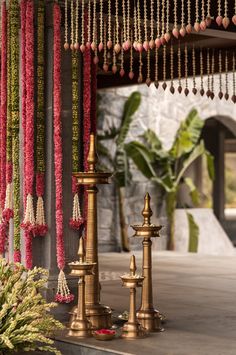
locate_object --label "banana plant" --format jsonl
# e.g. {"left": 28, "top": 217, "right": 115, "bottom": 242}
{"left": 97, "top": 91, "right": 142, "bottom": 252}
{"left": 125, "top": 109, "right": 215, "bottom": 251}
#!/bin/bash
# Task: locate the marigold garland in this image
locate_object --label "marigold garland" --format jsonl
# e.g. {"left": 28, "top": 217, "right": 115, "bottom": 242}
{"left": 10, "top": 0, "right": 21, "bottom": 263}
{"left": 35, "top": 0, "right": 48, "bottom": 237}
{"left": 0, "top": 1, "right": 8, "bottom": 255}
{"left": 69, "top": 50, "right": 84, "bottom": 231}
{"left": 54, "top": 2, "right": 74, "bottom": 304}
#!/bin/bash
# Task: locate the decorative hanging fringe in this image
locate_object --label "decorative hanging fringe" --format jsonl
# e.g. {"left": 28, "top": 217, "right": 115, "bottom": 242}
{"left": 54, "top": 2, "right": 74, "bottom": 303}
{"left": 55, "top": 269, "right": 75, "bottom": 303}
{"left": 21, "top": 194, "right": 36, "bottom": 231}
{"left": 69, "top": 178, "right": 84, "bottom": 230}
{"left": 34, "top": 173, "right": 47, "bottom": 236}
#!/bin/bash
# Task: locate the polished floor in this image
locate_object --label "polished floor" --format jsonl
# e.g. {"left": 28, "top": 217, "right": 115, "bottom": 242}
{"left": 56, "top": 251, "right": 236, "bottom": 355}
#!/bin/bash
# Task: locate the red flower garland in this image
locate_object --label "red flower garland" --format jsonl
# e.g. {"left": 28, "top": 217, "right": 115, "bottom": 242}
{"left": 54, "top": 3, "right": 74, "bottom": 304}
{"left": 91, "top": 60, "right": 97, "bottom": 135}
{"left": 21, "top": 0, "right": 35, "bottom": 270}
{"left": 0, "top": 1, "right": 8, "bottom": 254}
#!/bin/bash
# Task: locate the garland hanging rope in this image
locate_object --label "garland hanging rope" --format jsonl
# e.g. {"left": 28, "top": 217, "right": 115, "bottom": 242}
{"left": 35, "top": 0, "right": 48, "bottom": 237}
{"left": 54, "top": 2, "right": 74, "bottom": 304}
{"left": 11, "top": 0, "right": 21, "bottom": 263}
{"left": 0, "top": 1, "right": 8, "bottom": 255}
{"left": 69, "top": 49, "right": 84, "bottom": 230}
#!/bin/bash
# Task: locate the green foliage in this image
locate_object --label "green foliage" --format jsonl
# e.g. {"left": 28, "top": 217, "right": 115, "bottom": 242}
{"left": 98, "top": 91, "right": 142, "bottom": 187}
{"left": 187, "top": 212, "right": 199, "bottom": 253}
{"left": 125, "top": 109, "right": 214, "bottom": 250}
{"left": 0, "top": 259, "right": 64, "bottom": 354}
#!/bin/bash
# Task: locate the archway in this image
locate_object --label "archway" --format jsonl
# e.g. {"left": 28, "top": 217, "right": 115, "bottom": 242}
{"left": 201, "top": 116, "right": 236, "bottom": 246}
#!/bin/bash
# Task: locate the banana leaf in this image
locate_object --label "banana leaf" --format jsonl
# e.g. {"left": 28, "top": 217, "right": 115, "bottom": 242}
{"left": 187, "top": 212, "right": 199, "bottom": 253}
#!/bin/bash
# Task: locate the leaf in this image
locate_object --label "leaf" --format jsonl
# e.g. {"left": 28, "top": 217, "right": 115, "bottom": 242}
{"left": 125, "top": 141, "right": 156, "bottom": 179}
{"left": 116, "top": 92, "right": 141, "bottom": 146}
{"left": 165, "top": 191, "right": 177, "bottom": 219}
{"left": 205, "top": 150, "right": 215, "bottom": 181}
{"left": 170, "top": 109, "right": 204, "bottom": 158}
{"left": 184, "top": 177, "right": 199, "bottom": 205}
{"left": 176, "top": 140, "right": 205, "bottom": 185}
{"left": 115, "top": 148, "right": 132, "bottom": 188}
{"left": 187, "top": 212, "right": 199, "bottom": 253}
{"left": 97, "top": 141, "right": 114, "bottom": 168}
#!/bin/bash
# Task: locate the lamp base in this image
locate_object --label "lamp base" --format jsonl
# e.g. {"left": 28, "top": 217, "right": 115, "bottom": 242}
{"left": 121, "top": 321, "right": 147, "bottom": 340}
{"left": 137, "top": 308, "right": 164, "bottom": 332}
{"left": 68, "top": 318, "right": 92, "bottom": 338}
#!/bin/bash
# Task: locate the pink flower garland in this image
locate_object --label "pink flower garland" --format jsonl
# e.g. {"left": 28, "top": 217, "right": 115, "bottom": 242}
{"left": 54, "top": 3, "right": 74, "bottom": 304}
{"left": 0, "top": 1, "right": 8, "bottom": 254}
{"left": 20, "top": 0, "right": 35, "bottom": 269}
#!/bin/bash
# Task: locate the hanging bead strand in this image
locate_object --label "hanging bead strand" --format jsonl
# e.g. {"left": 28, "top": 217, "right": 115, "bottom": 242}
{"left": 70, "top": 0, "right": 74, "bottom": 50}
{"left": 178, "top": 41, "right": 182, "bottom": 93}
{"left": 200, "top": 48, "right": 205, "bottom": 96}
{"left": 161, "top": 0, "right": 166, "bottom": 45}
{"left": 114, "top": 0, "right": 121, "bottom": 53}
{"left": 184, "top": 44, "right": 189, "bottom": 96}
{"left": 210, "top": 49, "right": 215, "bottom": 100}
{"left": 225, "top": 50, "right": 229, "bottom": 100}
{"left": 192, "top": 45, "right": 197, "bottom": 95}
{"left": 126, "top": 0, "right": 131, "bottom": 49}
{"left": 120, "top": 31, "right": 125, "bottom": 77}
{"left": 154, "top": 46, "right": 159, "bottom": 88}
{"left": 180, "top": 0, "right": 186, "bottom": 37}
{"left": 87, "top": 0, "right": 91, "bottom": 48}
{"left": 64, "top": 0, "right": 69, "bottom": 49}
{"left": 149, "top": 0, "right": 155, "bottom": 48}
{"left": 74, "top": 0, "right": 79, "bottom": 50}
{"left": 137, "top": 0, "right": 142, "bottom": 52}
{"left": 80, "top": 0, "right": 85, "bottom": 52}
{"left": 162, "top": 45, "right": 167, "bottom": 90}
{"left": 155, "top": 0, "right": 161, "bottom": 47}
{"left": 143, "top": 0, "right": 149, "bottom": 50}
{"left": 137, "top": 51, "right": 143, "bottom": 83}
{"left": 122, "top": 0, "right": 127, "bottom": 50}
{"left": 173, "top": 0, "right": 179, "bottom": 38}
{"left": 218, "top": 50, "right": 223, "bottom": 99}
{"left": 206, "top": 0, "right": 212, "bottom": 26}
{"left": 194, "top": 0, "right": 200, "bottom": 32}
{"left": 107, "top": 0, "right": 112, "bottom": 48}
{"left": 232, "top": 52, "right": 236, "bottom": 103}
{"left": 129, "top": 31, "right": 134, "bottom": 79}
{"left": 133, "top": 2, "right": 138, "bottom": 50}
{"left": 112, "top": 30, "right": 117, "bottom": 74}
{"left": 103, "top": 21, "right": 108, "bottom": 72}
{"left": 200, "top": 0, "right": 207, "bottom": 31}
{"left": 206, "top": 48, "right": 211, "bottom": 97}
{"left": 146, "top": 49, "right": 151, "bottom": 86}
{"left": 186, "top": 0, "right": 192, "bottom": 33}
{"left": 222, "top": 0, "right": 230, "bottom": 29}
{"left": 165, "top": 0, "right": 170, "bottom": 42}
{"left": 91, "top": 0, "right": 97, "bottom": 51}
{"left": 216, "top": 0, "right": 223, "bottom": 26}
{"left": 170, "top": 42, "right": 175, "bottom": 94}
{"left": 98, "top": 0, "right": 104, "bottom": 51}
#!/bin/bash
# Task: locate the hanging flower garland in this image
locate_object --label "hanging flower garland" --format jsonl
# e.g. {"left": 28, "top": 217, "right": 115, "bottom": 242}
{"left": 54, "top": 2, "right": 74, "bottom": 304}
{"left": 2, "top": 5, "right": 13, "bottom": 226}
{"left": 35, "top": 0, "right": 48, "bottom": 237}
{"left": 0, "top": 1, "right": 8, "bottom": 255}
{"left": 20, "top": 0, "right": 35, "bottom": 270}
{"left": 69, "top": 50, "right": 84, "bottom": 230}
{"left": 10, "top": 0, "right": 21, "bottom": 263}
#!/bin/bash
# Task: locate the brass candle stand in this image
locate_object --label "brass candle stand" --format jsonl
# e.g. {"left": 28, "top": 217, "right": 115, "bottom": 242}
{"left": 68, "top": 238, "right": 95, "bottom": 338}
{"left": 120, "top": 255, "right": 146, "bottom": 340}
{"left": 74, "top": 134, "right": 112, "bottom": 329}
{"left": 131, "top": 193, "right": 163, "bottom": 332}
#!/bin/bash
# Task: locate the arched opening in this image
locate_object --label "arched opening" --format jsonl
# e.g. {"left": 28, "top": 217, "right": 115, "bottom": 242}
{"left": 201, "top": 116, "right": 236, "bottom": 246}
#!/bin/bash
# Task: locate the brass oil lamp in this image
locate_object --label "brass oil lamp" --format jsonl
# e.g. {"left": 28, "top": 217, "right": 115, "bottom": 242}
{"left": 120, "top": 255, "right": 146, "bottom": 339}
{"left": 131, "top": 193, "right": 164, "bottom": 332}
{"left": 68, "top": 237, "right": 95, "bottom": 337}
{"left": 74, "top": 134, "right": 112, "bottom": 329}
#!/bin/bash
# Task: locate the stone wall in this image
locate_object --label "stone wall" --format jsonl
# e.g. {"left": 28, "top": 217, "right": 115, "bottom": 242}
{"left": 97, "top": 77, "right": 236, "bottom": 252}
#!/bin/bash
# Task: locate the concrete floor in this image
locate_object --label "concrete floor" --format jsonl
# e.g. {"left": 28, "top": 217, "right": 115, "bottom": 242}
{"left": 57, "top": 252, "right": 236, "bottom": 355}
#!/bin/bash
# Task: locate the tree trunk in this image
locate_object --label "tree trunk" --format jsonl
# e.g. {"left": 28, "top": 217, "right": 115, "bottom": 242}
{"left": 118, "top": 187, "right": 130, "bottom": 252}
{"left": 167, "top": 211, "right": 175, "bottom": 251}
